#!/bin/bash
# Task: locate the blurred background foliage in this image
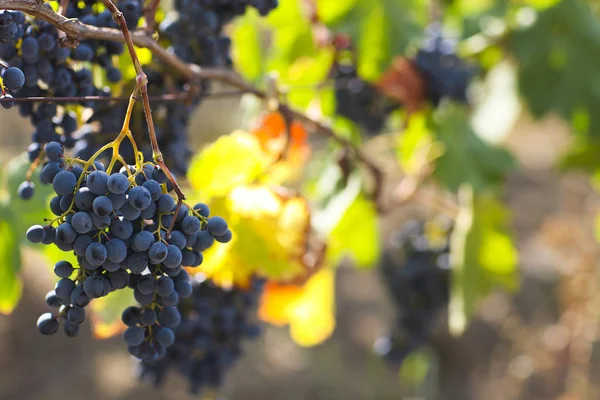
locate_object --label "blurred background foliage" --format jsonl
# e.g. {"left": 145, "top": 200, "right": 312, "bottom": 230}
{"left": 3, "top": 0, "right": 600, "bottom": 399}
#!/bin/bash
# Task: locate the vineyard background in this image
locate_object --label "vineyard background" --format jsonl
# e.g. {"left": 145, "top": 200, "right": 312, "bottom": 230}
{"left": 1, "top": 0, "right": 600, "bottom": 399}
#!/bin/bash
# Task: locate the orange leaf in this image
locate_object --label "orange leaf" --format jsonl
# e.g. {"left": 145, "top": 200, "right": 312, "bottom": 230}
{"left": 251, "top": 111, "right": 310, "bottom": 159}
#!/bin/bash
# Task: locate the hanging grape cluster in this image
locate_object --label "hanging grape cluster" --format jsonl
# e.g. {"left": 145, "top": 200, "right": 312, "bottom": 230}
{"left": 139, "top": 276, "right": 264, "bottom": 395}
{"left": 28, "top": 139, "right": 232, "bottom": 361}
{"left": 373, "top": 218, "right": 452, "bottom": 365}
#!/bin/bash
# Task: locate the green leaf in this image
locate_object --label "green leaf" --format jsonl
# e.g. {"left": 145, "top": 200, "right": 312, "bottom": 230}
{"left": 509, "top": 0, "right": 600, "bottom": 137}
{"left": 4, "top": 154, "right": 54, "bottom": 241}
{"left": 432, "top": 104, "right": 514, "bottom": 192}
{"left": 315, "top": 175, "right": 380, "bottom": 268}
{"left": 449, "top": 186, "right": 518, "bottom": 335}
{"left": 231, "top": 9, "right": 264, "bottom": 82}
{"left": 328, "top": 0, "right": 426, "bottom": 81}
{"left": 0, "top": 206, "right": 22, "bottom": 314}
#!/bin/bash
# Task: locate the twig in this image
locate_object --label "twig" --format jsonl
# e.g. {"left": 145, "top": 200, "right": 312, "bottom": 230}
{"left": 0, "top": 0, "right": 384, "bottom": 207}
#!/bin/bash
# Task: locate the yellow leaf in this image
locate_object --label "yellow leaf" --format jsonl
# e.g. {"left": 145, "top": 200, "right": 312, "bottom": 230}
{"left": 187, "top": 131, "right": 268, "bottom": 199}
{"left": 259, "top": 269, "right": 336, "bottom": 347}
{"left": 289, "top": 269, "right": 335, "bottom": 347}
{"left": 194, "top": 185, "right": 310, "bottom": 287}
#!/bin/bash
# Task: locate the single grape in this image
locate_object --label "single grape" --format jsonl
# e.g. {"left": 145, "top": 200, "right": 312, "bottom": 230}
{"left": 55, "top": 223, "right": 76, "bottom": 243}
{"left": 45, "top": 290, "right": 61, "bottom": 308}
{"left": 52, "top": 170, "right": 77, "bottom": 196}
{"left": 41, "top": 162, "right": 62, "bottom": 184}
{"left": 128, "top": 186, "right": 152, "bottom": 210}
{"left": 122, "top": 306, "right": 141, "bottom": 326}
{"left": 107, "top": 173, "right": 130, "bottom": 195}
{"left": 194, "top": 203, "right": 210, "bottom": 217}
{"left": 160, "top": 291, "right": 179, "bottom": 307}
{"left": 83, "top": 275, "right": 108, "bottom": 299}
{"left": 63, "top": 320, "right": 80, "bottom": 337}
{"left": 174, "top": 280, "right": 192, "bottom": 298}
{"left": 102, "top": 260, "right": 121, "bottom": 272}
{"left": 127, "top": 252, "right": 148, "bottom": 274}
{"left": 156, "top": 194, "right": 175, "bottom": 213}
{"left": 2, "top": 66, "right": 25, "bottom": 92}
{"left": 85, "top": 242, "right": 107, "bottom": 267}
{"left": 140, "top": 308, "right": 157, "bottom": 326}
{"left": 148, "top": 241, "right": 168, "bottom": 264}
{"left": 134, "top": 288, "right": 154, "bottom": 305}
{"left": 105, "top": 238, "right": 127, "bottom": 263}
{"left": 26, "top": 225, "right": 46, "bottom": 243}
{"left": 120, "top": 202, "right": 142, "bottom": 220}
{"left": 91, "top": 213, "right": 111, "bottom": 229}
{"left": 109, "top": 270, "right": 129, "bottom": 290}
{"left": 71, "top": 212, "right": 93, "bottom": 234}
{"left": 137, "top": 275, "right": 156, "bottom": 295}
{"left": 67, "top": 306, "right": 86, "bottom": 324}
{"left": 54, "top": 278, "right": 76, "bottom": 300}
{"left": 45, "top": 141, "right": 63, "bottom": 161}
{"left": 157, "top": 306, "right": 181, "bottom": 328}
{"left": 110, "top": 218, "right": 133, "bottom": 240}
{"left": 74, "top": 187, "right": 96, "bottom": 210}
{"left": 131, "top": 231, "right": 154, "bottom": 252}
{"left": 207, "top": 216, "right": 228, "bottom": 236}
{"left": 108, "top": 192, "right": 127, "bottom": 209}
{"left": 87, "top": 170, "right": 109, "bottom": 195}
{"left": 18, "top": 181, "right": 35, "bottom": 200}
{"left": 0, "top": 94, "right": 14, "bottom": 109}
{"left": 163, "top": 244, "right": 182, "bottom": 269}
{"left": 181, "top": 215, "right": 201, "bottom": 235}
{"left": 37, "top": 313, "right": 59, "bottom": 335}
{"left": 156, "top": 327, "right": 175, "bottom": 347}
{"left": 53, "top": 260, "right": 73, "bottom": 279}
{"left": 215, "top": 229, "right": 233, "bottom": 244}
{"left": 192, "top": 230, "right": 214, "bottom": 252}
{"left": 92, "top": 195, "right": 113, "bottom": 217}
{"left": 142, "top": 179, "right": 162, "bottom": 201}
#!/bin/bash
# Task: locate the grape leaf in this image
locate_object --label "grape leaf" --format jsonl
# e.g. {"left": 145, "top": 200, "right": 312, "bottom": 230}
{"left": 448, "top": 186, "right": 518, "bottom": 334}
{"left": 509, "top": 0, "right": 600, "bottom": 137}
{"left": 432, "top": 104, "right": 514, "bottom": 192}
{"left": 231, "top": 9, "right": 263, "bottom": 82}
{"left": 0, "top": 207, "right": 22, "bottom": 314}
{"left": 187, "top": 131, "right": 268, "bottom": 199}
{"left": 259, "top": 268, "right": 336, "bottom": 347}
{"left": 195, "top": 185, "right": 310, "bottom": 287}
{"left": 314, "top": 175, "right": 380, "bottom": 268}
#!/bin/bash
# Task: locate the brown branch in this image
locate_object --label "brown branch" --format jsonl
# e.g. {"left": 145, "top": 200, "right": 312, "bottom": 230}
{"left": 142, "top": 0, "right": 161, "bottom": 36}
{"left": 0, "top": 0, "right": 384, "bottom": 207}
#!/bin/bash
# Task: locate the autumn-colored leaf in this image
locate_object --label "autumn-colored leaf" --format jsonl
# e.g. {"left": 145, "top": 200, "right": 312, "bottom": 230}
{"left": 259, "top": 268, "right": 335, "bottom": 347}
{"left": 376, "top": 56, "right": 426, "bottom": 114}
{"left": 251, "top": 111, "right": 311, "bottom": 161}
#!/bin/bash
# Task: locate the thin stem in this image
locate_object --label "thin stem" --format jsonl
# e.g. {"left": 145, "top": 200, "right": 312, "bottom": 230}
{"left": 142, "top": 0, "right": 161, "bottom": 36}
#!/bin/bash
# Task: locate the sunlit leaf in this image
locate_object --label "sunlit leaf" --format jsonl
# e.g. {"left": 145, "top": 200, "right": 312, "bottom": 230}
{"left": 0, "top": 208, "right": 22, "bottom": 314}
{"left": 196, "top": 185, "right": 311, "bottom": 287}
{"left": 449, "top": 185, "right": 518, "bottom": 335}
{"left": 231, "top": 9, "right": 264, "bottom": 82}
{"left": 187, "top": 131, "right": 268, "bottom": 199}
{"left": 260, "top": 268, "right": 336, "bottom": 347}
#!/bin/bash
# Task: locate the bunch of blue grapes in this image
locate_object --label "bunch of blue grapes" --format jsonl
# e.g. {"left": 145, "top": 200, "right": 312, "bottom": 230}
{"left": 373, "top": 218, "right": 451, "bottom": 365}
{"left": 139, "top": 276, "right": 264, "bottom": 395}
{"left": 29, "top": 141, "right": 232, "bottom": 362}
{"left": 413, "top": 23, "right": 476, "bottom": 106}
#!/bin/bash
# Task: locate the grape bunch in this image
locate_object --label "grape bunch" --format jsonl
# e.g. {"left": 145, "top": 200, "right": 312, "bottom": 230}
{"left": 29, "top": 141, "right": 232, "bottom": 361}
{"left": 139, "top": 276, "right": 264, "bottom": 395}
{"left": 413, "top": 23, "right": 476, "bottom": 106}
{"left": 331, "top": 56, "right": 399, "bottom": 135}
{"left": 373, "top": 218, "right": 451, "bottom": 365}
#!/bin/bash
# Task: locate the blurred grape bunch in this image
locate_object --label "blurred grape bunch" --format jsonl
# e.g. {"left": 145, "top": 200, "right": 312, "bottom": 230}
{"left": 374, "top": 217, "right": 452, "bottom": 365}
